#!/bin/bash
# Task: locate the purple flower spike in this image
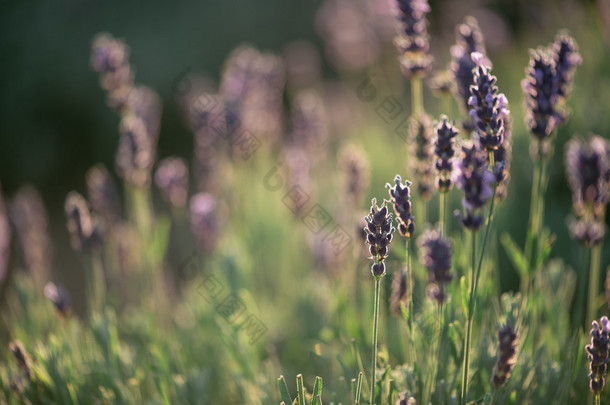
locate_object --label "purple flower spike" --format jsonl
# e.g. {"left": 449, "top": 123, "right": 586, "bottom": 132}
{"left": 453, "top": 144, "right": 495, "bottom": 230}
{"left": 449, "top": 17, "right": 488, "bottom": 123}
{"left": 434, "top": 116, "right": 459, "bottom": 192}
{"left": 419, "top": 228, "right": 453, "bottom": 303}
{"left": 586, "top": 316, "right": 610, "bottom": 395}
{"left": 364, "top": 199, "right": 395, "bottom": 278}
{"left": 492, "top": 322, "right": 518, "bottom": 389}
{"left": 468, "top": 53, "right": 510, "bottom": 152}
{"left": 386, "top": 175, "right": 415, "bottom": 239}
{"left": 189, "top": 193, "right": 219, "bottom": 255}
{"left": 394, "top": 0, "right": 434, "bottom": 78}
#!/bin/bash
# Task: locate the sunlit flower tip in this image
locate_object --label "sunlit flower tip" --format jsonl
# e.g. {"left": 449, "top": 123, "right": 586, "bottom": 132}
{"left": 434, "top": 116, "right": 459, "bottom": 193}
{"left": 364, "top": 199, "right": 395, "bottom": 278}
{"left": 155, "top": 157, "right": 189, "bottom": 208}
{"left": 189, "top": 192, "right": 219, "bottom": 255}
{"left": 419, "top": 228, "right": 453, "bottom": 304}
{"left": 568, "top": 217, "right": 606, "bottom": 247}
{"left": 390, "top": 267, "right": 409, "bottom": 316}
{"left": 65, "top": 192, "right": 102, "bottom": 254}
{"left": 44, "top": 282, "right": 72, "bottom": 318}
{"left": 586, "top": 316, "right": 610, "bottom": 394}
{"left": 386, "top": 175, "right": 415, "bottom": 239}
{"left": 492, "top": 322, "right": 518, "bottom": 389}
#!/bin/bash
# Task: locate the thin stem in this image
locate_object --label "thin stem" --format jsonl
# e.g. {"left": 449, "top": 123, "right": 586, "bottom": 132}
{"left": 461, "top": 152, "right": 498, "bottom": 405}
{"left": 587, "top": 243, "right": 603, "bottom": 326}
{"left": 440, "top": 192, "right": 447, "bottom": 237}
{"left": 406, "top": 240, "right": 413, "bottom": 332}
{"left": 370, "top": 276, "right": 382, "bottom": 405}
{"left": 460, "top": 231, "right": 477, "bottom": 405}
{"left": 576, "top": 245, "right": 590, "bottom": 329}
{"left": 525, "top": 149, "right": 543, "bottom": 272}
{"left": 411, "top": 78, "right": 423, "bottom": 116}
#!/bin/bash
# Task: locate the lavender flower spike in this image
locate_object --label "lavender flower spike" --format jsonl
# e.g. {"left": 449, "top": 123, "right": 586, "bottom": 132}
{"left": 189, "top": 192, "right": 219, "bottom": 255}
{"left": 586, "top": 316, "right": 610, "bottom": 395}
{"left": 364, "top": 199, "right": 395, "bottom": 277}
{"left": 449, "top": 17, "right": 488, "bottom": 121}
{"left": 492, "top": 322, "right": 518, "bottom": 389}
{"left": 553, "top": 31, "right": 582, "bottom": 100}
{"left": 453, "top": 144, "right": 495, "bottom": 230}
{"left": 434, "top": 116, "right": 459, "bottom": 192}
{"left": 394, "top": 0, "right": 434, "bottom": 78}
{"left": 468, "top": 52, "right": 510, "bottom": 151}
{"left": 419, "top": 228, "right": 453, "bottom": 303}
{"left": 65, "top": 192, "right": 102, "bottom": 254}
{"left": 386, "top": 175, "right": 415, "bottom": 239}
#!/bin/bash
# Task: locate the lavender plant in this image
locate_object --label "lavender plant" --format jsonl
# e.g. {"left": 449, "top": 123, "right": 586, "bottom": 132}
{"left": 586, "top": 316, "right": 610, "bottom": 404}
{"left": 434, "top": 116, "right": 458, "bottom": 235}
{"left": 364, "top": 198, "right": 395, "bottom": 404}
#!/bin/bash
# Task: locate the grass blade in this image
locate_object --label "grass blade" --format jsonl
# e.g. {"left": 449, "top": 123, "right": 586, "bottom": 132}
{"left": 278, "top": 375, "right": 292, "bottom": 405}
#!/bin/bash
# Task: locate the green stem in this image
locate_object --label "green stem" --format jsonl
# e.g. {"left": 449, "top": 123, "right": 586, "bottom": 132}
{"left": 440, "top": 192, "right": 447, "bottom": 238}
{"left": 406, "top": 240, "right": 413, "bottom": 333}
{"left": 460, "top": 231, "right": 477, "bottom": 405}
{"left": 576, "top": 245, "right": 590, "bottom": 329}
{"left": 525, "top": 149, "right": 543, "bottom": 273}
{"left": 370, "top": 276, "right": 382, "bottom": 405}
{"left": 461, "top": 152, "right": 498, "bottom": 405}
{"left": 587, "top": 243, "right": 603, "bottom": 326}
{"left": 411, "top": 78, "right": 423, "bottom": 116}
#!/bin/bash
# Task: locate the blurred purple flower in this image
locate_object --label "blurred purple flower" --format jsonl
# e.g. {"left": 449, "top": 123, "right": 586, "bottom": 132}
{"left": 86, "top": 164, "right": 121, "bottom": 226}
{"left": 492, "top": 322, "right": 518, "bottom": 389}
{"left": 155, "top": 157, "right": 190, "bottom": 208}
{"left": 394, "top": 0, "right": 433, "bottom": 78}
{"left": 10, "top": 186, "right": 50, "bottom": 278}
{"left": 116, "top": 115, "right": 155, "bottom": 187}
{"left": 453, "top": 144, "right": 495, "bottom": 230}
{"left": 408, "top": 113, "right": 435, "bottom": 201}
{"left": 65, "top": 192, "right": 102, "bottom": 254}
{"left": 339, "top": 143, "right": 370, "bottom": 208}
{"left": 189, "top": 192, "right": 219, "bottom": 255}
{"left": 419, "top": 228, "right": 453, "bottom": 303}
{"left": 44, "top": 282, "right": 72, "bottom": 318}
{"left": 291, "top": 90, "right": 328, "bottom": 153}
{"left": 0, "top": 185, "right": 10, "bottom": 290}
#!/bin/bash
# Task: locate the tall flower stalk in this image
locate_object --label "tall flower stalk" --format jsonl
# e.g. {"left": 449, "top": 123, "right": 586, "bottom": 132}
{"left": 455, "top": 51, "right": 508, "bottom": 405}
{"left": 565, "top": 135, "right": 609, "bottom": 326}
{"left": 586, "top": 316, "right": 610, "bottom": 405}
{"left": 522, "top": 32, "right": 581, "bottom": 274}
{"left": 364, "top": 199, "right": 395, "bottom": 405}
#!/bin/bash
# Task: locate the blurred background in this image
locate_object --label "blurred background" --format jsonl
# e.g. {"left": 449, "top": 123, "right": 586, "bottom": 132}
{"left": 2, "top": 0, "right": 609, "bottom": 292}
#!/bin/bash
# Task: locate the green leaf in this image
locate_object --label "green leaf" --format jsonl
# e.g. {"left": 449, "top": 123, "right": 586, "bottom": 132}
{"left": 310, "top": 376, "right": 322, "bottom": 405}
{"left": 500, "top": 233, "right": 528, "bottom": 280}
{"left": 278, "top": 375, "right": 292, "bottom": 405}
{"left": 297, "top": 374, "right": 305, "bottom": 405}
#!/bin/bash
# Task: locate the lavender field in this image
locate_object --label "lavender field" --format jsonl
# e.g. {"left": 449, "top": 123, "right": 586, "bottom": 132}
{"left": 1, "top": 0, "right": 610, "bottom": 404}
